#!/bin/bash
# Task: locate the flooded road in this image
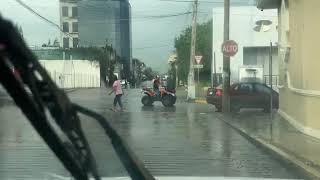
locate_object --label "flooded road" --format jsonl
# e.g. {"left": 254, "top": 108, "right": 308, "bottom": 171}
{"left": 0, "top": 88, "right": 307, "bottom": 179}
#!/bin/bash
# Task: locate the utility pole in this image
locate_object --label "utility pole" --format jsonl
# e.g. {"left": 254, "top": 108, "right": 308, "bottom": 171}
{"left": 213, "top": 52, "right": 217, "bottom": 86}
{"left": 222, "top": 0, "right": 231, "bottom": 112}
{"left": 175, "top": 64, "right": 178, "bottom": 88}
{"left": 187, "top": 0, "right": 198, "bottom": 100}
{"left": 269, "top": 42, "right": 273, "bottom": 119}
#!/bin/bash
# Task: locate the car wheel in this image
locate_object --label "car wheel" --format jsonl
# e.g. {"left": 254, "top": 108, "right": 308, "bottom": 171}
{"left": 141, "top": 95, "right": 153, "bottom": 106}
{"left": 172, "top": 96, "right": 177, "bottom": 105}
{"left": 215, "top": 106, "right": 222, "bottom": 112}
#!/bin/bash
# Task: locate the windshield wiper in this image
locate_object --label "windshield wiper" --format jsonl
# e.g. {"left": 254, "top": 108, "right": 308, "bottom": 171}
{"left": 0, "top": 16, "right": 155, "bottom": 180}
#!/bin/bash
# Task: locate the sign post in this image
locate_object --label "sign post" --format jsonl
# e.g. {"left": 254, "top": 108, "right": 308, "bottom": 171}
{"left": 194, "top": 56, "right": 203, "bottom": 84}
{"left": 194, "top": 55, "right": 203, "bottom": 97}
{"left": 221, "top": 39, "right": 238, "bottom": 112}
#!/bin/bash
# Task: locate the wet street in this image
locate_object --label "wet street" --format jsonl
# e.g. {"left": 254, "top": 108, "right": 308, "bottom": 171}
{"left": 0, "top": 88, "right": 308, "bottom": 179}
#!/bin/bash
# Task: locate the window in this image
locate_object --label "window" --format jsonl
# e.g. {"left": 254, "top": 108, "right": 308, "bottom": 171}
{"left": 231, "top": 84, "right": 239, "bottom": 91}
{"left": 255, "top": 84, "right": 271, "bottom": 94}
{"left": 72, "top": 22, "right": 78, "bottom": 32}
{"left": 239, "top": 84, "right": 253, "bottom": 93}
{"left": 62, "top": 6, "right": 68, "bottom": 17}
{"left": 73, "top": 38, "right": 79, "bottom": 48}
{"left": 72, "top": 7, "right": 78, "bottom": 17}
{"left": 243, "top": 47, "right": 258, "bottom": 65}
{"left": 63, "top": 22, "right": 69, "bottom": 32}
{"left": 63, "top": 37, "right": 69, "bottom": 48}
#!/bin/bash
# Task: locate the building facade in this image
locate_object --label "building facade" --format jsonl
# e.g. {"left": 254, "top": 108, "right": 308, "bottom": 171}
{"left": 212, "top": 6, "right": 278, "bottom": 84}
{"left": 59, "top": 0, "right": 79, "bottom": 48}
{"left": 77, "top": 0, "right": 132, "bottom": 79}
{"left": 59, "top": 0, "right": 132, "bottom": 79}
{"left": 257, "top": 0, "right": 320, "bottom": 138}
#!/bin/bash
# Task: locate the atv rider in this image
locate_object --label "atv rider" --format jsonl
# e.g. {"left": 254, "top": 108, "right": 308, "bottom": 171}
{"left": 153, "top": 75, "right": 161, "bottom": 96}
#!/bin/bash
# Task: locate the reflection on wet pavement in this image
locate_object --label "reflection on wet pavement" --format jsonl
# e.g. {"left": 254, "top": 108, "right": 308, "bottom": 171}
{"left": 0, "top": 89, "right": 307, "bottom": 179}
{"left": 0, "top": 102, "right": 70, "bottom": 179}
{"left": 218, "top": 110, "right": 320, "bottom": 174}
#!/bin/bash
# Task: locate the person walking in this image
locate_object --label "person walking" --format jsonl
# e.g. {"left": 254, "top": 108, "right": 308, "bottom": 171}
{"left": 109, "top": 75, "right": 123, "bottom": 112}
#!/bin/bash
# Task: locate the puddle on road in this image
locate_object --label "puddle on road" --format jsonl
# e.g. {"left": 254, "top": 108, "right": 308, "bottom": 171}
{"left": 141, "top": 105, "right": 177, "bottom": 113}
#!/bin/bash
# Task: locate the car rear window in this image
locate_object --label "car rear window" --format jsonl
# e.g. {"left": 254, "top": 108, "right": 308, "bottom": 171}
{"left": 239, "top": 84, "right": 253, "bottom": 93}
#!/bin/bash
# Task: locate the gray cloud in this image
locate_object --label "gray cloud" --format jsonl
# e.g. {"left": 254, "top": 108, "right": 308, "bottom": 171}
{"left": 0, "top": 0, "right": 254, "bottom": 73}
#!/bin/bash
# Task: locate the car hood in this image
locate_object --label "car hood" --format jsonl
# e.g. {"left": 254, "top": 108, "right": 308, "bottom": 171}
{"left": 98, "top": 178, "right": 297, "bottom": 180}
{"left": 45, "top": 174, "right": 299, "bottom": 180}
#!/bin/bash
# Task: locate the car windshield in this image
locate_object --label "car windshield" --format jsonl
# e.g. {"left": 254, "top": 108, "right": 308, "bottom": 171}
{"left": 0, "top": 0, "right": 318, "bottom": 180}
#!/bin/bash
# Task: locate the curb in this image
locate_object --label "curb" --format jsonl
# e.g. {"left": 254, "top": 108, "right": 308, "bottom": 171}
{"left": 217, "top": 115, "right": 320, "bottom": 180}
{"left": 195, "top": 99, "right": 207, "bottom": 104}
{"left": 64, "top": 88, "right": 77, "bottom": 93}
{"left": 187, "top": 99, "right": 207, "bottom": 104}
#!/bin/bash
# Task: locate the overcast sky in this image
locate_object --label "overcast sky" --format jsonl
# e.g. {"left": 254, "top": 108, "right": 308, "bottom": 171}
{"left": 0, "top": 0, "right": 254, "bottom": 73}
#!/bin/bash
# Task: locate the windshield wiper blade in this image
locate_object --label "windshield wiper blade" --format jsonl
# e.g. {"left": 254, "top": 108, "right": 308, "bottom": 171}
{"left": 73, "top": 104, "right": 155, "bottom": 180}
{"left": 0, "top": 16, "right": 155, "bottom": 180}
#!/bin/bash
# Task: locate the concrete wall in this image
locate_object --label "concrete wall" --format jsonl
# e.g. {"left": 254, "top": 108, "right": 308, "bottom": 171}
{"left": 212, "top": 6, "right": 278, "bottom": 83}
{"left": 39, "top": 60, "right": 100, "bottom": 89}
{"left": 277, "top": 0, "right": 320, "bottom": 138}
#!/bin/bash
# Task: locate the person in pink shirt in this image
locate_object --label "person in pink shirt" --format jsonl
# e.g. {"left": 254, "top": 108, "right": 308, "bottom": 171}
{"left": 109, "top": 75, "right": 123, "bottom": 112}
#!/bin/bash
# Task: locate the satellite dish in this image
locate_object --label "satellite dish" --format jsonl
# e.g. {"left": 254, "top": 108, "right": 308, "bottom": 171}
{"left": 254, "top": 24, "right": 272, "bottom": 32}
{"left": 256, "top": 20, "right": 272, "bottom": 26}
{"left": 254, "top": 20, "right": 273, "bottom": 32}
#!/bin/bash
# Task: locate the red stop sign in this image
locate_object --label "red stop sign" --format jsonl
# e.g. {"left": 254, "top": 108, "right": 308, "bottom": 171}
{"left": 221, "top": 40, "right": 238, "bottom": 57}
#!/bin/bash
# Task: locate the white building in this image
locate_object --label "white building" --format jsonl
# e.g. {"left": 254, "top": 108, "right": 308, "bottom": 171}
{"left": 39, "top": 60, "right": 100, "bottom": 88}
{"left": 212, "top": 6, "right": 278, "bottom": 84}
{"left": 60, "top": 0, "right": 79, "bottom": 48}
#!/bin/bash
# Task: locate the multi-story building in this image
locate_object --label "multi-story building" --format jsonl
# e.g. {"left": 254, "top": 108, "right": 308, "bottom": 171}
{"left": 77, "top": 0, "right": 132, "bottom": 79}
{"left": 59, "top": 0, "right": 79, "bottom": 48}
{"left": 257, "top": 0, "right": 320, "bottom": 139}
{"left": 59, "top": 0, "right": 132, "bottom": 79}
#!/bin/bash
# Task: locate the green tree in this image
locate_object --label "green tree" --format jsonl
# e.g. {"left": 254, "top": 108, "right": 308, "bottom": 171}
{"left": 174, "top": 19, "right": 212, "bottom": 83}
{"left": 143, "top": 67, "right": 157, "bottom": 80}
{"left": 167, "top": 65, "right": 176, "bottom": 89}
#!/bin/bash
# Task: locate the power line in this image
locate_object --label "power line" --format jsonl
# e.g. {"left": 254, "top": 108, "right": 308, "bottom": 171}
{"left": 14, "top": 0, "right": 99, "bottom": 46}
{"left": 160, "top": 0, "right": 220, "bottom": 3}
{"left": 15, "top": 0, "right": 61, "bottom": 31}
{"left": 14, "top": 0, "right": 76, "bottom": 40}
{"left": 14, "top": 0, "right": 191, "bottom": 38}
{"left": 134, "top": 44, "right": 172, "bottom": 50}
{"left": 159, "top": 0, "right": 254, "bottom": 5}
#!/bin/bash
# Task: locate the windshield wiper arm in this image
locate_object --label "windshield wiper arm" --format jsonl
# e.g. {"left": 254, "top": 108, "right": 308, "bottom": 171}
{"left": 0, "top": 16, "right": 155, "bottom": 180}
{"left": 73, "top": 104, "right": 155, "bottom": 180}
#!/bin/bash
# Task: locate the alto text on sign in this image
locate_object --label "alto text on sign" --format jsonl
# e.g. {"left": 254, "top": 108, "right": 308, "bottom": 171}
{"left": 221, "top": 40, "right": 238, "bottom": 57}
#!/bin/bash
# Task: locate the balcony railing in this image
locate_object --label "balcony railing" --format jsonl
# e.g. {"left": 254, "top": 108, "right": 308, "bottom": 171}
{"left": 263, "top": 75, "right": 279, "bottom": 86}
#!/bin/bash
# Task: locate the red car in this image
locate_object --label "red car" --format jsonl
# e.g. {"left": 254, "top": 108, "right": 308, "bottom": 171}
{"left": 206, "top": 82, "right": 279, "bottom": 112}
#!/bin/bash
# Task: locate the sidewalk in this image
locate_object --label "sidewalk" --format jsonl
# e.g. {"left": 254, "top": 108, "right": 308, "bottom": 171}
{"left": 176, "top": 87, "right": 208, "bottom": 104}
{"left": 216, "top": 110, "right": 320, "bottom": 179}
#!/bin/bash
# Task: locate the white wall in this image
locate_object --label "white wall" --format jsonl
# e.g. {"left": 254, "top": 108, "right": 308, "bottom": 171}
{"left": 212, "top": 6, "right": 278, "bottom": 83}
{"left": 39, "top": 60, "right": 100, "bottom": 89}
